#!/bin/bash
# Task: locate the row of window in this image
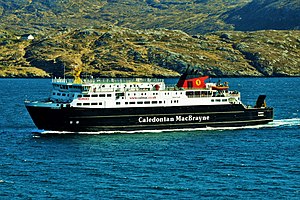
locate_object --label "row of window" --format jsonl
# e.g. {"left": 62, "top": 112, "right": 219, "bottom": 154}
{"left": 53, "top": 92, "right": 74, "bottom": 97}
{"left": 99, "top": 84, "right": 154, "bottom": 88}
{"left": 123, "top": 100, "right": 179, "bottom": 105}
{"left": 77, "top": 92, "right": 183, "bottom": 97}
{"left": 77, "top": 102, "right": 103, "bottom": 106}
{"left": 53, "top": 84, "right": 89, "bottom": 91}
{"left": 128, "top": 92, "right": 158, "bottom": 96}
{"left": 75, "top": 99, "right": 229, "bottom": 107}
{"left": 124, "top": 101, "right": 162, "bottom": 105}
{"left": 53, "top": 92, "right": 192, "bottom": 99}
{"left": 211, "top": 99, "right": 228, "bottom": 102}
{"left": 78, "top": 94, "right": 112, "bottom": 98}
{"left": 186, "top": 91, "right": 213, "bottom": 96}
{"left": 75, "top": 100, "right": 180, "bottom": 107}
{"left": 126, "top": 92, "right": 184, "bottom": 96}
{"left": 54, "top": 91, "right": 227, "bottom": 100}
{"left": 53, "top": 92, "right": 113, "bottom": 98}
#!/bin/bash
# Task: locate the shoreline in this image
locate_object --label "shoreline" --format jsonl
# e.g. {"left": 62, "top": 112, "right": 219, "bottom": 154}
{"left": 1, "top": 75, "right": 300, "bottom": 79}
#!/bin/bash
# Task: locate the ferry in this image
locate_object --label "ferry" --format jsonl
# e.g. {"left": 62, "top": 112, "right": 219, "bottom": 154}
{"left": 25, "top": 70, "right": 273, "bottom": 132}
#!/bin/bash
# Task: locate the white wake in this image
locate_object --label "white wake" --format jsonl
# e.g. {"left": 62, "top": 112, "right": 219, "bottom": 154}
{"left": 32, "top": 118, "right": 300, "bottom": 135}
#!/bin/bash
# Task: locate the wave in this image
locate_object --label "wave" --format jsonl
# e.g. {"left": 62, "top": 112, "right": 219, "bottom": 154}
{"left": 32, "top": 118, "right": 300, "bottom": 135}
{"left": 269, "top": 118, "right": 300, "bottom": 127}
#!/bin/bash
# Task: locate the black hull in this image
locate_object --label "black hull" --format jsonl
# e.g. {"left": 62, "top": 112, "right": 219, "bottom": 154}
{"left": 25, "top": 104, "right": 273, "bottom": 132}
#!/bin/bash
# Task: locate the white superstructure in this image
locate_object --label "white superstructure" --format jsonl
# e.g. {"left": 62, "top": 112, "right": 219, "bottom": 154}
{"left": 49, "top": 77, "right": 241, "bottom": 109}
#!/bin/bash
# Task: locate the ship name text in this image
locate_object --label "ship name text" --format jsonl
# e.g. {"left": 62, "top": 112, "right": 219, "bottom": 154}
{"left": 138, "top": 115, "right": 210, "bottom": 123}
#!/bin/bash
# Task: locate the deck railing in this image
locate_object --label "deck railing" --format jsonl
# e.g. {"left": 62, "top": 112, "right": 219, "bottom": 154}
{"left": 52, "top": 77, "right": 164, "bottom": 84}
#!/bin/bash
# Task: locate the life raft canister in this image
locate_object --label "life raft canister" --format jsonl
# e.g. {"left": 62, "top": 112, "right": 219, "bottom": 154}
{"left": 155, "top": 84, "right": 160, "bottom": 91}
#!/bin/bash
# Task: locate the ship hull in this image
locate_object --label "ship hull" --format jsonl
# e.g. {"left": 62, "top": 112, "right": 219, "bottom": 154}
{"left": 25, "top": 103, "right": 273, "bottom": 132}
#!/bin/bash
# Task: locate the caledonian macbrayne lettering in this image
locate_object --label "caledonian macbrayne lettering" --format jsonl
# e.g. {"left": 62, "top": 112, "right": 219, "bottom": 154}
{"left": 138, "top": 115, "right": 210, "bottom": 123}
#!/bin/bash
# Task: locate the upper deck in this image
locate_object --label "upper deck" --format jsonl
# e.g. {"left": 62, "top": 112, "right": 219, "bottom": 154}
{"left": 23, "top": 74, "right": 244, "bottom": 109}
{"left": 52, "top": 77, "right": 164, "bottom": 85}
{"left": 52, "top": 77, "right": 166, "bottom": 93}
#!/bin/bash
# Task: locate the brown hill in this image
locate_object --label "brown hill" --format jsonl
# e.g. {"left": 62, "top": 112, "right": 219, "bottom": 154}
{"left": 0, "top": 0, "right": 248, "bottom": 35}
{"left": 1, "top": 26, "right": 299, "bottom": 77}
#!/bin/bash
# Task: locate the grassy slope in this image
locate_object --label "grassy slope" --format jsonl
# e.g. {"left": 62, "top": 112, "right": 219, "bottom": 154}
{"left": 1, "top": 26, "right": 299, "bottom": 77}
{"left": 0, "top": 0, "right": 299, "bottom": 77}
{"left": 0, "top": 0, "right": 248, "bottom": 34}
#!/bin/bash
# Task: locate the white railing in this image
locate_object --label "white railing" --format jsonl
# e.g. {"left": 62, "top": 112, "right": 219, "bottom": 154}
{"left": 52, "top": 77, "right": 164, "bottom": 84}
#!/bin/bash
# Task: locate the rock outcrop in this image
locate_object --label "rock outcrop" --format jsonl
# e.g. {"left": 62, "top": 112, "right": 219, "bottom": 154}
{"left": 1, "top": 26, "right": 299, "bottom": 77}
{"left": 225, "top": 0, "right": 300, "bottom": 31}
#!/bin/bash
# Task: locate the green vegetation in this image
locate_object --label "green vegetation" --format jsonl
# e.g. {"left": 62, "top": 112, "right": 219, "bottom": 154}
{"left": 0, "top": 0, "right": 249, "bottom": 35}
{"left": 0, "top": 0, "right": 299, "bottom": 77}
{"left": 1, "top": 26, "right": 299, "bottom": 77}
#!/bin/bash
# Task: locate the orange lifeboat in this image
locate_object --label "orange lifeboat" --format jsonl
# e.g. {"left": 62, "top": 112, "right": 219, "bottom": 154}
{"left": 212, "top": 81, "right": 229, "bottom": 90}
{"left": 211, "top": 85, "right": 229, "bottom": 90}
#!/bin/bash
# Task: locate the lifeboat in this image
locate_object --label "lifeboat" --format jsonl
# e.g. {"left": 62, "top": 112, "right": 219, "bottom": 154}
{"left": 211, "top": 85, "right": 229, "bottom": 90}
{"left": 212, "top": 81, "right": 229, "bottom": 90}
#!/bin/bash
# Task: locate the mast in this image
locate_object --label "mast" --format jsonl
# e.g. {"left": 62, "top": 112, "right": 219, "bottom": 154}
{"left": 73, "top": 66, "right": 82, "bottom": 84}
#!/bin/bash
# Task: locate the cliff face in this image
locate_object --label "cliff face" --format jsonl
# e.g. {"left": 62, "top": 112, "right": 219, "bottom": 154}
{"left": 1, "top": 26, "right": 299, "bottom": 78}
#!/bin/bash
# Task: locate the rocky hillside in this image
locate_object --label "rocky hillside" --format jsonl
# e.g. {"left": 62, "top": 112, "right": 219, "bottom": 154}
{"left": 1, "top": 26, "right": 299, "bottom": 77}
{"left": 1, "top": 0, "right": 299, "bottom": 35}
{"left": 0, "top": 0, "right": 299, "bottom": 77}
{"left": 0, "top": 0, "right": 254, "bottom": 35}
{"left": 225, "top": 0, "right": 300, "bottom": 31}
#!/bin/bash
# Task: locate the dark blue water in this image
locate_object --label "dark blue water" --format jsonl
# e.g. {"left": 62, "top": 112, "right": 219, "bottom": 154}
{"left": 0, "top": 78, "right": 299, "bottom": 199}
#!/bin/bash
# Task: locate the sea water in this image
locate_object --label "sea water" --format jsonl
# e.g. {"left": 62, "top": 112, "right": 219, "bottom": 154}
{"left": 0, "top": 78, "right": 299, "bottom": 199}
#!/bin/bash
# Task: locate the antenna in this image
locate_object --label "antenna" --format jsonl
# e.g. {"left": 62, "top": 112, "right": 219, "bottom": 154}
{"left": 185, "top": 64, "right": 191, "bottom": 74}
